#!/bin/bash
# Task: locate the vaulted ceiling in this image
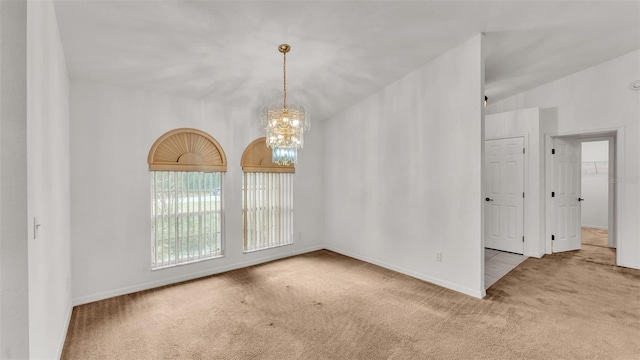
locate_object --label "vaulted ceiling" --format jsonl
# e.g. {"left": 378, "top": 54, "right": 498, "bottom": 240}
{"left": 54, "top": 1, "right": 640, "bottom": 121}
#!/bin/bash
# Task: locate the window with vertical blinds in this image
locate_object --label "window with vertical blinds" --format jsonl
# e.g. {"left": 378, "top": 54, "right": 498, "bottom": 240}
{"left": 241, "top": 138, "right": 295, "bottom": 253}
{"left": 148, "top": 128, "right": 227, "bottom": 269}
{"left": 151, "top": 172, "right": 223, "bottom": 268}
{"left": 243, "top": 172, "right": 294, "bottom": 252}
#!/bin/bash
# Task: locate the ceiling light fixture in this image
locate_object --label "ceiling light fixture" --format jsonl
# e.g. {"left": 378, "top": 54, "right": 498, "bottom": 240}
{"left": 260, "top": 44, "right": 310, "bottom": 165}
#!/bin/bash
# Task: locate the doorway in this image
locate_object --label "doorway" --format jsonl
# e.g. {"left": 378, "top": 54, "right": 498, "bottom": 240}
{"left": 484, "top": 136, "right": 525, "bottom": 255}
{"left": 483, "top": 136, "right": 527, "bottom": 289}
{"left": 581, "top": 140, "right": 613, "bottom": 251}
{"left": 547, "top": 132, "right": 617, "bottom": 261}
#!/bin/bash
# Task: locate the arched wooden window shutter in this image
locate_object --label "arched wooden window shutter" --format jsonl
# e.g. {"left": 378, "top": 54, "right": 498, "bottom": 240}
{"left": 241, "top": 137, "right": 294, "bottom": 173}
{"left": 148, "top": 128, "right": 227, "bottom": 172}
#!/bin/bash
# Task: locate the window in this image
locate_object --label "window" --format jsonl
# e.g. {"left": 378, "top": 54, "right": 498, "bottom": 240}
{"left": 148, "top": 128, "right": 227, "bottom": 269}
{"left": 241, "top": 138, "right": 294, "bottom": 252}
{"left": 151, "top": 172, "right": 222, "bottom": 268}
{"left": 243, "top": 172, "right": 293, "bottom": 252}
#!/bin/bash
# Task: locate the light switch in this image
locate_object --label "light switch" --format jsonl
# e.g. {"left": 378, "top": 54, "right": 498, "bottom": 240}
{"left": 33, "top": 217, "right": 41, "bottom": 239}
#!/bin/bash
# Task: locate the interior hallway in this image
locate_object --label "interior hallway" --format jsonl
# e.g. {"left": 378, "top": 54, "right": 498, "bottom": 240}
{"left": 581, "top": 227, "right": 616, "bottom": 267}
{"left": 582, "top": 227, "right": 609, "bottom": 248}
{"left": 485, "top": 227, "right": 613, "bottom": 289}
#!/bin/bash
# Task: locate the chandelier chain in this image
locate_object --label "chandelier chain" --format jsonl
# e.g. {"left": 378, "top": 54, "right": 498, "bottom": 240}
{"left": 283, "top": 51, "right": 287, "bottom": 108}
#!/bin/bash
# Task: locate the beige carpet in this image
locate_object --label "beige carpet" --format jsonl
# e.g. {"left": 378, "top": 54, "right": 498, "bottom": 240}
{"left": 62, "top": 248, "right": 640, "bottom": 360}
{"left": 582, "top": 227, "right": 609, "bottom": 248}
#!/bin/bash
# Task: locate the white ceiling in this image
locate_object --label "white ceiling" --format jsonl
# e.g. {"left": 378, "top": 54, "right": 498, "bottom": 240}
{"left": 54, "top": 1, "right": 640, "bottom": 121}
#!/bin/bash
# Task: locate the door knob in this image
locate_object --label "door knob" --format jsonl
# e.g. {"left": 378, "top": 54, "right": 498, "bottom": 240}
{"left": 485, "top": 197, "right": 494, "bottom": 202}
{"left": 578, "top": 198, "right": 584, "bottom": 202}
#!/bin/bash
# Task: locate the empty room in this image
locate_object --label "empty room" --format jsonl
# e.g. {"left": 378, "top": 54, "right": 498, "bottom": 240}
{"left": 1, "top": 1, "right": 639, "bottom": 359}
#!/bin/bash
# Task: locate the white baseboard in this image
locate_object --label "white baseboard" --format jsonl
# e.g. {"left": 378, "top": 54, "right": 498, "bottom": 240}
{"left": 324, "top": 245, "right": 485, "bottom": 299}
{"left": 524, "top": 251, "right": 545, "bottom": 259}
{"left": 73, "top": 245, "right": 324, "bottom": 306}
{"left": 581, "top": 224, "right": 608, "bottom": 230}
{"left": 73, "top": 244, "right": 491, "bottom": 306}
{"left": 617, "top": 261, "right": 640, "bottom": 270}
{"left": 57, "top": 300, "right": 73, "bottom": 360}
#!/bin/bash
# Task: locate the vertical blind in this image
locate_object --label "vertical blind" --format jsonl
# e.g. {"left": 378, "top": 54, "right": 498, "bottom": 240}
{"left": 243, "top": 172, "right": 294, "bottom": 252}
{"left": 151, "top": 171, "right": 223, "bottom": 269}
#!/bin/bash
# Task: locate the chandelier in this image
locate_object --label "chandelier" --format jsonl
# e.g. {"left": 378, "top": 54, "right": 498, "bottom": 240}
{"left": 260, "top": 44, "right": 310, "bottom": 165}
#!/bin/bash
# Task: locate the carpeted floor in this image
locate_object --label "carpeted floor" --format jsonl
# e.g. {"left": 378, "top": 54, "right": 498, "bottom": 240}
{"left": 582, "top": 227, "right": 609, "bottom": 248}
{"left": 580, "top": 227, "right": 616, "bottom": 267}
{"left": 62, "top": 246, "right": 640, "bottom": 360}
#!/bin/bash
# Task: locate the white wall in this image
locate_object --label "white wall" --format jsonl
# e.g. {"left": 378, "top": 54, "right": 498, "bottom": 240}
{"left": 324, "top": 35, "right": 485, "bottom": 298}
{"left": 485, "top": 108, "right": 548, "bottom": 257}
{"left": 70, "top": 80, "right": 324, "bottom": 304}
{"left": 0, "top": 1, "right": 29, "bottom": 358}
{"left": 581, "top": 141, "right": 608, "bottom": 229}
{"left": 487, "top": 50, "right": 640, "bottom": 269}
{"left": 582, "top": 140, "right": 609, "bottom": 163}
{"left": 27, "top": 0, "right": 73, "bottom": 358}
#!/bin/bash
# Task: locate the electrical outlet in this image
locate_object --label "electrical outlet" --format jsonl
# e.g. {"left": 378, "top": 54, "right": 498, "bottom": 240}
{"left": 435, "top": 252, "right": 442, "bottom": 262}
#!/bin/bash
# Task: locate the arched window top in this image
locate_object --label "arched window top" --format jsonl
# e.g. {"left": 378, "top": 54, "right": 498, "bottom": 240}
{"left": 148, "top": 128, "right": 227, "bottom": 172}
{"left": 241, "top": 137, "right": 294, "bottom": 173}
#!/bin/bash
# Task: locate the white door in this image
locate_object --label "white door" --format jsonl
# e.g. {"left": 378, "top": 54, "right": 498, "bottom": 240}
{"left": 552, "top": 137, "right": 582, "bottom": 252}
{"left": 484, "top": 137, "right": 525, "bottom": 254}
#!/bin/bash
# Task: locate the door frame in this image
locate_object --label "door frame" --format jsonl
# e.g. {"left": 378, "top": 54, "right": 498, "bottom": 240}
{"left": 545, "top": 127, "right": 622, "bottom": 261}
{"left": 579, "top": 136, "right": 616, "bottom": 248}
{"left": 483, "top": 135, "right": 528, "bottom": 255}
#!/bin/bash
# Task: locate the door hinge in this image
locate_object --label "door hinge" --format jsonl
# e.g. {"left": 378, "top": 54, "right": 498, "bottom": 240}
{"left": 551, "top": 148, "right": 556, "bottom": 154}
{"left": 523, "top": 192, "right": 525, "bottom": 198}
{"left": 522, "top": 236, "right": 525, "bottom": 242}
{"left": 523, "top": 148, "right": 525, "bottom": 154}
{"left": 551, "top": 191, "right": 555, "bottom": 197}
{"left": 552, "top": 235, "right": 555, "bottom": 241}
